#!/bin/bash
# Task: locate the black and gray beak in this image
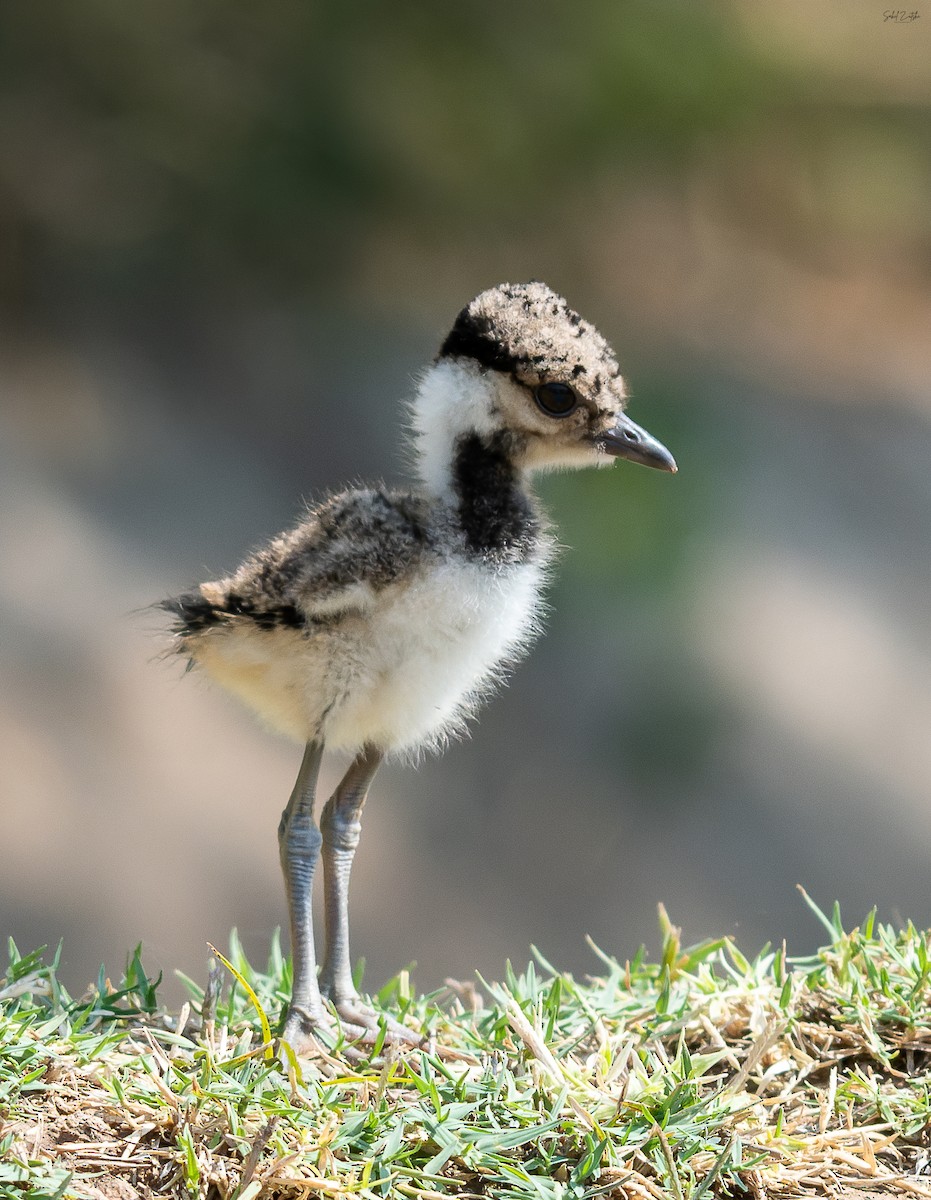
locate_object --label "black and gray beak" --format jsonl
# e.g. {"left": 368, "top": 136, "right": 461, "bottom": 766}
{"left": 597, "top": 412, "right": 677, "bottom": 473}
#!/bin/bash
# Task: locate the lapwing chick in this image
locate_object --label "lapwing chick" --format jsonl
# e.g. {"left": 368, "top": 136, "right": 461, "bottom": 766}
{"left": 164, "top": 281, "right": 676, "bottom": 1055}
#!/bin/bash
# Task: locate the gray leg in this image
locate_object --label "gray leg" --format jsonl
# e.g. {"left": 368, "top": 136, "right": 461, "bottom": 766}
{"left": 318, "top": 744, "right": 382, "bottom": 1005}
{"left": 278, "top": 740, "right": 325, "bottom": 1044}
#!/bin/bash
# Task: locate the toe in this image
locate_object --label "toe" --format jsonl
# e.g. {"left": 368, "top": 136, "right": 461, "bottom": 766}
{"left": 332, "top": 1000, "right": 426, "bottom": 1047}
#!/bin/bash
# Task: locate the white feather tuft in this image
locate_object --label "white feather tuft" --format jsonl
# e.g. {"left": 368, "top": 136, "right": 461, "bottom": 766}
{"left": 409, "top": 360, "right": 499, "bottom": 497}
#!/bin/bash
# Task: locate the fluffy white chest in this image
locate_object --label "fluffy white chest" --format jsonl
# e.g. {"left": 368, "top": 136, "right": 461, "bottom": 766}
{"left": 325, "top": 557, "right": 545, "bottom": 754}
{"left": 193, "top": 557, "right": 547, "bottom": 756}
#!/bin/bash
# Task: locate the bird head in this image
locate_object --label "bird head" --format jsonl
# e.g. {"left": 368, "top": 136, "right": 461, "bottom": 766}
{"left": 421, "top": 281, "right": 676, "bottom": 479}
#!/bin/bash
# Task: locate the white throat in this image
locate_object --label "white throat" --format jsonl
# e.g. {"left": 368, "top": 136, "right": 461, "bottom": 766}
{"left": 409, "top": 359, "right": 500, "bottom": 497}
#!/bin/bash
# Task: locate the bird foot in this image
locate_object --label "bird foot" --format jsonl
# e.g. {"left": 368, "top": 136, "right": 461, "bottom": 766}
{"left": 278, "top": 1004, "right": 349, "bottom": 1060}
{"left": 278, "top": 1001, "right": 425, "bottom": 1060}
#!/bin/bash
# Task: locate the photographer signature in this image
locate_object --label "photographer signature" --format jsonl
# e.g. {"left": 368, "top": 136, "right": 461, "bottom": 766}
{"left": 883, "top": 9, "right": 920, "bottom": 20}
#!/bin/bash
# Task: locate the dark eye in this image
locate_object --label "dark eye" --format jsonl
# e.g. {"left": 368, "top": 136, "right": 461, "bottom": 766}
{"left": 534, "top": 382, "right": 577, "bottom": 417}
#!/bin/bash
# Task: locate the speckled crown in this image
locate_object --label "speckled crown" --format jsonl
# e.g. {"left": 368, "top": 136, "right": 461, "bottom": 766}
{"left": 438, "top": 281, "right": 623, "bottom": 399}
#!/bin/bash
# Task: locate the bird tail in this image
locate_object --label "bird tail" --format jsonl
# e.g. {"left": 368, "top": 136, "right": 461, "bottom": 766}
{"left": 162, "top": 586, "right": 307, "bottom": 642}
{"left": 161, "top": 589, "right": 227, "bottom": 639}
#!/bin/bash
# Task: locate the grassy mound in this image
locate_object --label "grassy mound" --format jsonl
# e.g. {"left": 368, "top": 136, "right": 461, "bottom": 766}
{"left": 3, "top": 898, "right": 931, "bottom": 1199}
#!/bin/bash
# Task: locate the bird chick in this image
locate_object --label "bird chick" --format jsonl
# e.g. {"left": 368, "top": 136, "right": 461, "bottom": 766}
{"left": 164, "top": 281, "right": 676, "bottom": 1054}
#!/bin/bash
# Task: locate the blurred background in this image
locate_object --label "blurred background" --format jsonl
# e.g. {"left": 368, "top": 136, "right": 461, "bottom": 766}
{"left": 2, "top": 0, "right": 930, "bottom": 1005}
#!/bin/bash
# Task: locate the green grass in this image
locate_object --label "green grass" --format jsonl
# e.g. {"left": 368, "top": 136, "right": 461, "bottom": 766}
{"left": 3, "top": 897, "right": 931, "bottom": 1199}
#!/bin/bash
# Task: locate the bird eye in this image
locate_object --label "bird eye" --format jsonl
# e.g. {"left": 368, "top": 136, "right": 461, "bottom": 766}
{"left": 534, "top": 382, "right": 577, "bottom": 418}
